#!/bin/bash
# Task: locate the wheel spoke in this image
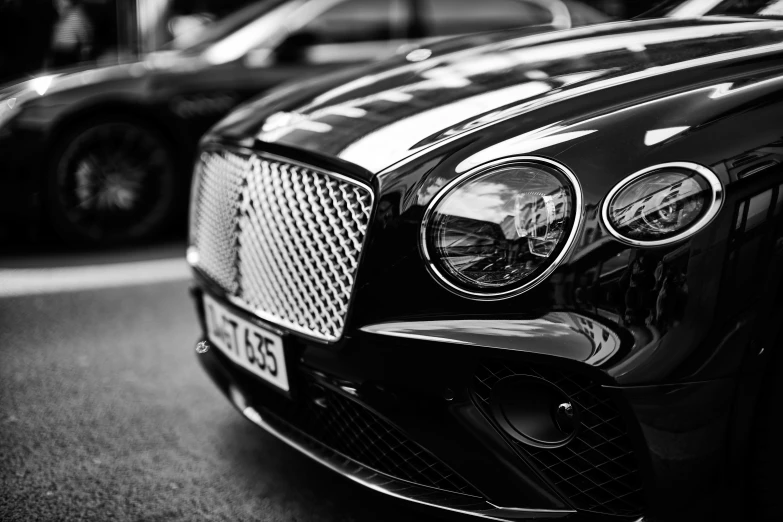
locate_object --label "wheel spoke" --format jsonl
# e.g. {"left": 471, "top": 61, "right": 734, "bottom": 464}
{"left": 70, "top": 192, "right": 99, "bottom": 211}
{"left": 54, "top": 121, "right": 175, "bottom": 242}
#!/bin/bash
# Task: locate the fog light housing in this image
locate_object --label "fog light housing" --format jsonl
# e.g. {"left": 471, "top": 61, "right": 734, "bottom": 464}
{"left": 490, "top": 376, "right": 579, "bottom": 448}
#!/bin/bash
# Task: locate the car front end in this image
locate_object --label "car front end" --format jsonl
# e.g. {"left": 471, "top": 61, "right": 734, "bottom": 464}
{"left": 187, "top": 16, "right": 783, "bottom": 522}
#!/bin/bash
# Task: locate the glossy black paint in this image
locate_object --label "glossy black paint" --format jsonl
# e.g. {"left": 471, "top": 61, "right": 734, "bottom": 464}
{"left": 194, "top": 15, "right": 783, "bottom": 522}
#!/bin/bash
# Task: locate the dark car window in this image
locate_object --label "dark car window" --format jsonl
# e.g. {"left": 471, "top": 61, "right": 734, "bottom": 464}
{"left": 170, "top": 0, "right": 288, "bottom": 51}
{"left": 291, "top": 0, "right": 408, "bottom": 44}
{"left": 420, "top": 0, "right": 553, "bottom": 37}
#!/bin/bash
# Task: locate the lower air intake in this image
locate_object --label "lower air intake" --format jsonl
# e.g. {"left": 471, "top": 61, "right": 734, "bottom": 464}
{"left": 473, "top": 361, "right": 645, "bottom": 516}
{"left": 282, "top": 379, "right": 478, "bottom": 497}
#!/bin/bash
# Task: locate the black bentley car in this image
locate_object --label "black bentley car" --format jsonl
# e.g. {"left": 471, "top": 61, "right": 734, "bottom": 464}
{"left": 0, "top": 0, "right": 611, "bottom": 245}
{"left": 187, "top": 6, "right": 783, "bottom": 522}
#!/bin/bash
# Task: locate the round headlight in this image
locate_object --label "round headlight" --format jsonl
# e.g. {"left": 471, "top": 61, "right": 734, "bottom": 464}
{"left": 602, "top": 162, "right": 723, "bottom": 246}
{"left": 420, "top": 157, "right": 582, "bottom": 300}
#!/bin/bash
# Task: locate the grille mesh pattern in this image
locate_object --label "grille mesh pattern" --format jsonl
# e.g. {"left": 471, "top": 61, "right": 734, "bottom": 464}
{"left": 473, "top": 361, "right": 644, "bottom": 516}
{"left": 283, "top": 379, "right": 478, "bottom": 496}
{"left": 190, "top": 152, "right": 246, "bottom": 293}
{"left": 191, "top": 150, "right": 373, "bottom": 341}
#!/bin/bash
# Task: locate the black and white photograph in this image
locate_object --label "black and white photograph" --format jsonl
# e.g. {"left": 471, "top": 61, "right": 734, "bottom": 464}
{"left": 1, "top": 0, "right": 782, "bottom": 521}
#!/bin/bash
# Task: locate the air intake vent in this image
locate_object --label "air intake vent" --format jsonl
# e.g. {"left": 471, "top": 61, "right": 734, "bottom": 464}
{"left": 474, "top": 360, "right": 645, "bottom": 516}
{"left": 190, "top": 149, "right": 373, "bottom": 342}
{"left": 284, "top": 378, "right": 479, "bottom": 496}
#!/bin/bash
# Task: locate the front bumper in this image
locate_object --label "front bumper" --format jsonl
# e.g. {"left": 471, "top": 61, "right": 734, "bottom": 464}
{"left": 197, "top": 336, "right": 577, "bottom": 521}
{"left": 191, "top": 282, "right": 746, "bottom": 521}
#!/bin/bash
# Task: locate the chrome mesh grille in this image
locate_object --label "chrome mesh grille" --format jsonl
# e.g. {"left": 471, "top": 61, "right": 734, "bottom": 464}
{"left": 190, "top": 152, "right": 246, "bottom": 293}
{"left": 190, "top": 150, "right": 373, "bottom": 342}
{"left": 282, "top": 378, "right": 480, "bottom": 496}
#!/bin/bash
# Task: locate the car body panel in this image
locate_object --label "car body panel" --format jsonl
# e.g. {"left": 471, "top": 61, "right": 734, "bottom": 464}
{"left": 191, "top": 13, "right": 783, "bottom": 522}
{"left": 207, "top": 16, "right": 783, "bottom": 382}
{"left": 210, "top": 17, "right": 783, "bottom": 173}
{"left": 349, "top": 56, "right": 783, "bottom": 386}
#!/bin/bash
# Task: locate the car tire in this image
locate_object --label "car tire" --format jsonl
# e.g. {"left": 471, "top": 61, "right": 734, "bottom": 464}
{"left": 46, "top": 117, "right": 179, "bottom": 246}
{"left": 748, "top": 335, "right": 783, "bottom": 521}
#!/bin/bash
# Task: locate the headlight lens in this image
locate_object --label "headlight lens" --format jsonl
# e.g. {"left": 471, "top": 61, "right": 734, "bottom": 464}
{"left": 603, "top": 163, "right": 723, "bottom": 246}
{"left": 421, "top": 159, "right": 581, "bottom": 299}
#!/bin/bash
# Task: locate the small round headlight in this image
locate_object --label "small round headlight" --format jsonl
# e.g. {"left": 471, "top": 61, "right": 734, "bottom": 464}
{"left": 602, "top": 162, "right": 723, "bottom": 246}
{"left": 420, "top": 157, "right": 582, "bottom": 300}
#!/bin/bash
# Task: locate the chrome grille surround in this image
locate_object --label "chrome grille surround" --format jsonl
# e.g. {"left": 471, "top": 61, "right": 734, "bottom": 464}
{"left": 190, "top": 148, "right": 374, "bottom": 342}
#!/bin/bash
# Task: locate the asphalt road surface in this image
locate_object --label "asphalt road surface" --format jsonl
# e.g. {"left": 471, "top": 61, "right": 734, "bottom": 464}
{"left": 0, "top": 244, "right": 434, "bottom": 522}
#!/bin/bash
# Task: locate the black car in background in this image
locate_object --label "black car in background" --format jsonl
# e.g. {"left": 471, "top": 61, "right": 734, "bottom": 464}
{"left": 0, "top": 0, "right": 610, "bottom": 246}
{"left": 187, "top": 6, "right": 783, "bottom": 522}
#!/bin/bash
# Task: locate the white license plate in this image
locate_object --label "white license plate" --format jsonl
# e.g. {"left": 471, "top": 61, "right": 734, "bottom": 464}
{"left": 203, "top": 294, "right": 289, "bottom": 392}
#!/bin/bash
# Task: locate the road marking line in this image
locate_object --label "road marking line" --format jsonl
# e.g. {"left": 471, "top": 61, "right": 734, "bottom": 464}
{"left": 0, "top": 258, "right": 191, "bottom": 297}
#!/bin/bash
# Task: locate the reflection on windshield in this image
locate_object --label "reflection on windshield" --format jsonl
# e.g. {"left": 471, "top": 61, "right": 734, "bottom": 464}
{"left": 667, "top": 0, "right": 783, "bottom": 17}
{"left": 760, "top": 0, "right": 783, "bottom": 15}
{"left": 170, "top": 0, "right": 286, "bottom": 53}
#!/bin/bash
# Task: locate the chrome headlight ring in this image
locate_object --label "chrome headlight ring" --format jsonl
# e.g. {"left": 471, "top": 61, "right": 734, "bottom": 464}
{"left": 600, "top": 162, "right": 724, "bottom": 248}
{"left": 419, "top": 156, "right": 584, "bottom": 301}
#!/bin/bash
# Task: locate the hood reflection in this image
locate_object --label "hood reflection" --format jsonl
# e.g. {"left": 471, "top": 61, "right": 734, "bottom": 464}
{"left": 243, "top": 19, "right": 783, "bottom": 174}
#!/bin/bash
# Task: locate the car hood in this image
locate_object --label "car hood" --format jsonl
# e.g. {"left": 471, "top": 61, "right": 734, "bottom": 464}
{"left": 208, "top": 16, "right": 783, "bottom": 174}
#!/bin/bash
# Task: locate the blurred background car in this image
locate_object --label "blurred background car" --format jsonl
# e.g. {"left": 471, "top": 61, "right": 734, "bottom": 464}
{"left": 0, "top": 0, "right": 615, "bottom": 247}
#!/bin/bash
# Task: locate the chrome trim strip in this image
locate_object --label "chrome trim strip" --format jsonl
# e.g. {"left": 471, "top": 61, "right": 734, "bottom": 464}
{"left": 204, "top": 145, "right": 376, "bottom": 198}
{"left": 419, "top": 156, "right": 584, "bottom": 301}
{"left": 224, "top": 383, "right": 575, "bottom": 520}
{"left": 600, "top": 161, "right": 724, "bottom": 247}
